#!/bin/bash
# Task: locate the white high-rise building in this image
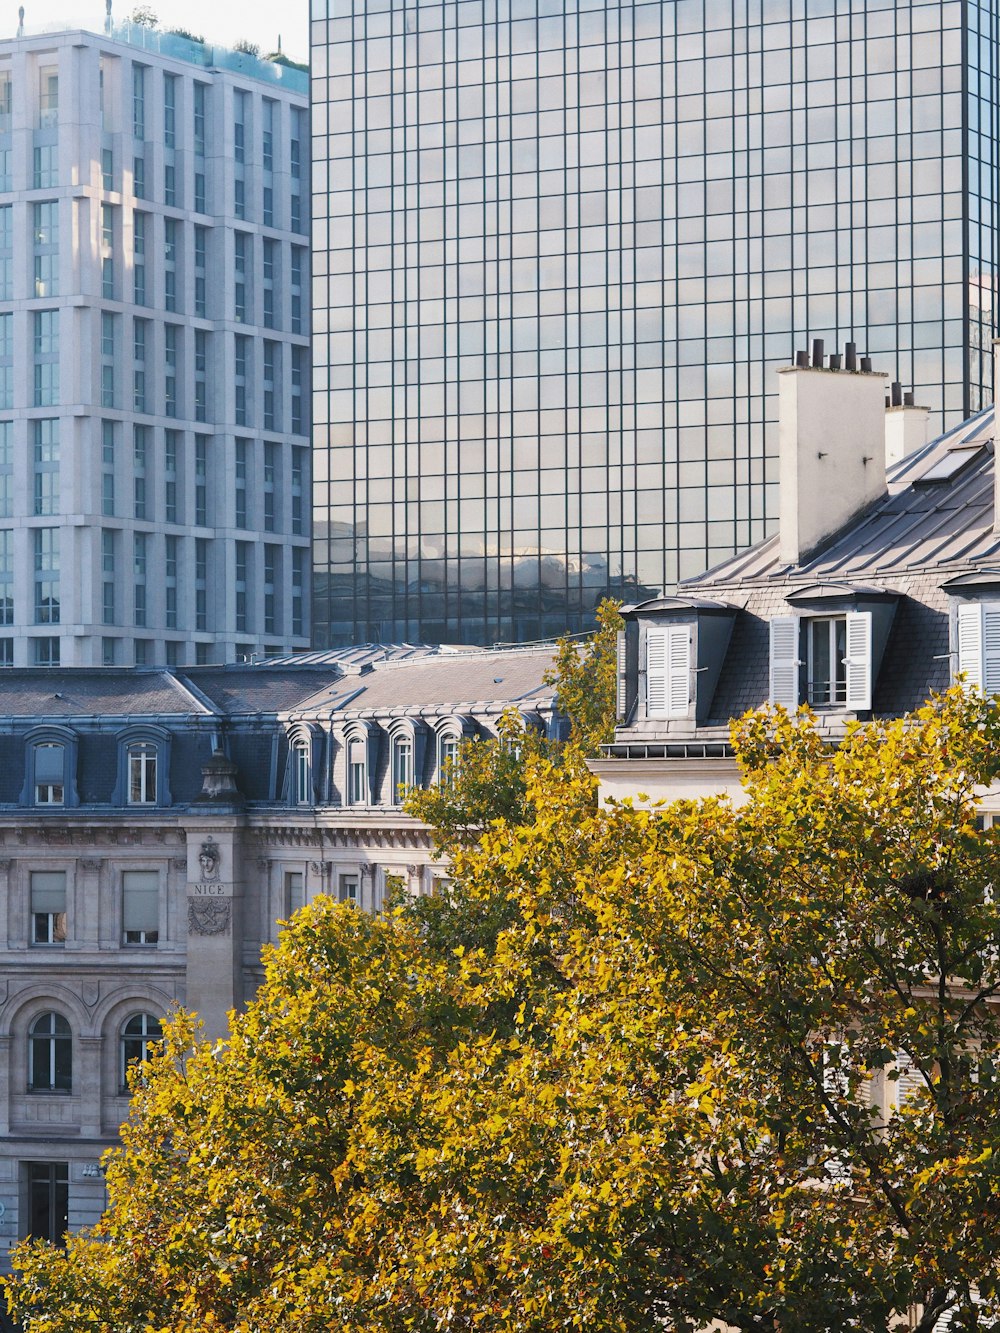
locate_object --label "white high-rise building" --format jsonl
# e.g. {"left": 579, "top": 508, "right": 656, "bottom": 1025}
{"left": 0, "top": 22, "right": 310, "bottom": 667}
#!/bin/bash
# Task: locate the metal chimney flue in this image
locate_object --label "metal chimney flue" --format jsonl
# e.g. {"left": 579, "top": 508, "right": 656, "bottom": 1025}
{"left": 845, "top": 342, "right": 857, "bottom": 371}
{"left": 811, "top": 338, "right": 825, "bottom": 368}
{"left": 890, "top": 381, "right": 903, "bottom": 407}
{"left": 861, "top": 356, "right": 872, "bottom": 372}
{"left": 829, "top": 353, "right": 842, "bottom": 370}
{"left": 903, "top": 390, "right": 914, "bottom": 407}
{"left": 795, "top": 349, "right": 809, "bottom": 368}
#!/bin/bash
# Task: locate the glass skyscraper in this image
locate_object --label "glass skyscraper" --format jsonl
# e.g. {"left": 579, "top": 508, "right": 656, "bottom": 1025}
{"left": 311, "top": 0, "right": 999, "bottom": 646}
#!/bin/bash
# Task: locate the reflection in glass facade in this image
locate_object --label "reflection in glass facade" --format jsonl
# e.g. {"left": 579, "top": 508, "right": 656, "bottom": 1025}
{"left": 311, "top": 0, "right": 999, "bottom": 647}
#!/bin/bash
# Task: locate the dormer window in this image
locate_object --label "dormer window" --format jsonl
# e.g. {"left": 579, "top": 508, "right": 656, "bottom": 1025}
{"left": 770, "top": 612, "right": 873, "bottom": 712}
{"left": 34, "top": 742, "right": 65, "bottom": 805}
{"left": 348, "top": 736, "right": 368, "bottom": 804}
{"left": 645, "top": 625, "right": 691, "bottom": 719}
{"left": 392, "top": 736, "right": 414, "bottom": 803}
{"left": 955, "top": 602, "right": 1000, "bottom": 693}
{"left": 128, "top": 742, "right": 157, "bottom": 805}
{"left": 805, "top": 617, "right": 848, "bottom": 706}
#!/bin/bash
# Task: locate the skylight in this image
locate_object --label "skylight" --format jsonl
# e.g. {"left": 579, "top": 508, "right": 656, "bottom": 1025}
{"left": 913, "top": 444, "right": 985, "bottom": 484}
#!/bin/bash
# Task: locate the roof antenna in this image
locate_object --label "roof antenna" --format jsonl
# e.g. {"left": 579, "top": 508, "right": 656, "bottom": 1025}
{"left": 105, "top": 0, "right": 113, "bottom": 33}
{"left": 17, "top": 7, "right": 24, "bottom": 38}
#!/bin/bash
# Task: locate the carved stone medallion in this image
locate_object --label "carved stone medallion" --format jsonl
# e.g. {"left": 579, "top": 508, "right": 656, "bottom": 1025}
{"left": 188, "top": 899, "right": 231, "bottom": 936}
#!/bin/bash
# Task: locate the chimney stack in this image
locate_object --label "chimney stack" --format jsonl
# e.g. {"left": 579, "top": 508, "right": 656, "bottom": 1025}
{"left": 778, "top": 344, "right": 888, "bottom": 565}
{"left": 884, "top": 396, "right": 930, "bottom": 468}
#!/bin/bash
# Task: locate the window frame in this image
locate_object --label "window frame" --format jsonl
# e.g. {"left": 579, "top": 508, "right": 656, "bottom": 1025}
{"left": 28, "top": 1011, "right": 72, "bottom": 1093}
{"left": 113, "top": 727, "right": 171, "bottom": 808}
{"left": 119, "top": 1012, "right": 163, "bottom": 1094}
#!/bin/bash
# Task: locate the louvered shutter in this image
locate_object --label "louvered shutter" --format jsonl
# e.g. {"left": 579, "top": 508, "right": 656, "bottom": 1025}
{"left": 984, "top": 607, "right": 1000, "bottom": 695}
{"left": 665, "top": 624, "right": 691, "bottom": 717}
{"left": 768, "top": 616, "right": 801, "bottom": 710}
{"left": 957, "top": 603, "right": 983, "bottom": 688}
{"left": 646, "top": 628, "right": 667, "bottom": 718}
{"left": 843, "top": 611, "right": 872, "bottom": 711}
{"left": 894, "top": 1050, "right": 925, "bottom": 1111}
{"left": 617, "top": 631, "right": 628, "bottom": 721}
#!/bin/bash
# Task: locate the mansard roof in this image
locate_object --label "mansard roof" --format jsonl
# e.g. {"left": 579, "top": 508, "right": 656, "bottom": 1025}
{"left": 0, "top": 669, "right": 210, "bottom": 720}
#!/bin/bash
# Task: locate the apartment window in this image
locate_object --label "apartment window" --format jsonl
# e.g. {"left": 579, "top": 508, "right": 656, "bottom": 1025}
{"left": 193, "top": 82, "right": 206, "bottom": 157}
{"left": 235, "top": 335, "right": 250, "bottom": 426}
{"left": 25, "top": 1163, "right": 68, "bottom": 1244}
{"left": 234, "top": 88, "right": 247, "bottom": 164}
{"left": 263, "top": 238, "right": 277, "bottom": 328}
{"left": 102, "top": 636, "right": 118, "bottom": 665}
{"left": 291, "top": 345, "right": 306, "bottom": 436}
{"left": 101, "top": 420, "right": 116, "bottom": 516}
{"left": 30, "top": 874, "right": 66, "bottom": 948}
{"left": 0, "top": 149, "right": 10, "bottom": 193}
{"left": 164, "top": 162, "right": 176, "bottom": 207}
{"left": 234, "top": 177, "right": 246, "bottom": 220}
{"left": 164, "top": 217, "right": 178, "bottom": 312}
{"left": 235, "top": 540, "right": 250, "bottom": 633}
{"left": 0, "top": 314, "right": 11, "bottom": 410}
{"left": 101, "top": 311, "right": 116, "bottom": 407}
{"left": 292, "top": 738, "right": 311, "bottom": 805}
{"left": 165, "top": 534, "right": 178, "bottom": 628}
{"left": 164, "top": 324, "right": 178, "bottom": 418}
{"left": 769, "top": 613, "right": 874, "bottom": 714}
{"left": 0, "top": 70, "right": 11, "bottom": 132}
{"left": 134, "top": 638, "right": 149, "bottom": 666}
{"left": 164, "top": 640, "right": 179, "bottom": 667}
{"left": 133, "top": 211, "right": 147, "bottom": 304}
{"left": 235, "top": 439, "right": 248, "bottom": 528}
{"left": 0, "top": 638, "right": 11, "bottom": 667}
{"left": 263, "top": 341, "right": 279, "bottom": 431}
{"left": 102, "top": 529, "right": 116, "bottom": 625}
{"left": 101, "top": 147, "right": 113, "bottom": 192}
{"left": 29, "top": 1013, "right": 71, "bottom": 1092}
{"left": 33, "top": 200, "right": 59, "bottom": 298}
{"left": 348, "top": 736, "right": 368, "bottom": 804}
{"left": 133, "top": 154, "right": 145, "bottom": 199}
{"left": 120, "top": 1013, "right": 162, "bottom": 1091}
{"left": 33, "top": 144, "right": 57, "bottom": 189}
{"left": 291, "top": 447, "right": 305, "bottom": 535}
{"left": 122, "top": 875, "right": 159, "bottom": 948}
{"left": 0, "top": 205, "right": 11, "bottom": 300}
{"left": 195, "top": 438, "right": 207, "bottom": 526}
{"left": 194, "top": 329, "right": 207, "bottom": 422}
{"left": 290, "top": 246, "right": 304, "bottom": 334}
{"left": 391, "top": 737, "right": 414, "bottom": 803}
{"left": 291, "top": 547, "right": 304, "bottom": 637}
{"left": 163, "top": 73, "right": 176, "bottom": 148}
{"left": 33, "top": 742, "right": 64, "bottom": 805}
{"left": 33, "top": 528, "right": 59, "bottom": 625}
{"left": 34, "top": 637, "right": 59, "bottom": 666}
{"left": 263, "top": 185, "right": 273, "bottom": 229}
{"left": 195, "top": 538, "right": 207, "bottom": 631}
{"left": 132, "top": 64, "right": 146, "bottom": 138}
{"left": 284, "top": 870, "right": 304, "bottom": 916}
{"left": 133, "top": 531, "right": 147, "bottom": 627}
{"left": 338, "top": 874, "right": 359, "bottom": 906}
{"left": 133, "top": 424, "right": 148, "bottom": 520}
{"left": 33, "top": 419, "right": 59, "bottom": 517}
{"left": 234, "top": 232, "right": 250, "bottom": 322}
{"left": 133, "top": 317, "right": 147, "bottom": 413}
{"left": 263, "top": 441, "right": 277, "bottom": 531}
{"left": 0, "top": 527, "right": 12, "bottom": 625}
{"left": 263, "top": 543, "right": 278, "bottom": 635}
{"left": 33, "top": 311, "right": 59, "bottom": 407}
{"left": 262, "top": 98, "right": 274, "bottom": 173}
{"left": 164, "top": 429, "right": 179, "bottom": 523}
{"left": 127, "top": 741, "right": 157, "bottom": 804}
{"left": 194, "top": 171, "right": 206, "bottom": 214}
{"left": 194, "top": 225, "right": 207, "bottom": 316}
{"left": 38, "top": 70, "right": 58, "bottom": 127}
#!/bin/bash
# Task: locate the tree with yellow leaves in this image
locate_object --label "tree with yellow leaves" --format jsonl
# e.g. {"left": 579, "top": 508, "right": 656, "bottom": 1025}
{"left": 10, "top": 686, "right": 1000, "bottom": 1331}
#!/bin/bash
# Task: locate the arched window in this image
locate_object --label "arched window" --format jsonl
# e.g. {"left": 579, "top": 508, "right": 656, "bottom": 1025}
{"left": 127, "top": 741, "right": 157, "bottom": 804}
{"left": 391, "top": 734, "right": 413, "bottom": 804}
{"left": 293, "top": 739, "right": 311, "bottom": 806}
{"left": 120, "top": 1013, "right": 163, "bottom": 1093}
{"left": 345, "top": 731, "right": 370, "bottom": 806}
{"left": 29, "top": 1012, "right": 71, "bottom": 1093}
{"left": 437, "top": 732, "right": 461, "bottom": 786}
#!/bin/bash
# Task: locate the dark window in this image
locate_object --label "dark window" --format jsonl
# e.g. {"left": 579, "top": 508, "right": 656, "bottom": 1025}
{"left": 25, "top": 1162, "right": 68, "bottom": 1243}
{"left": 29, "top": 1012, "right": 71, "bottom": 1092}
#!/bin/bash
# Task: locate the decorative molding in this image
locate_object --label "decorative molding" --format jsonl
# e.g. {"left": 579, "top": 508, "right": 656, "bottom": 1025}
{"left": 198, "top": 841, "right": 221, "bottom": 880}
{"left": 188, "top": 900, "right": 231, "bottom": 937}
{"left": 170, "top": 858, "right": 187, "bottom": 871}
{"left": 310, "top": 860, "right": 332, "bottom": 877}
{"left": 256, "top": 858, "right": 270, "bottom": 871}
{"left": 80, "top": 858, "right": 103, "bottom": 871}
{"left": 0, "top": 859, "right": 13, "bottom": 874}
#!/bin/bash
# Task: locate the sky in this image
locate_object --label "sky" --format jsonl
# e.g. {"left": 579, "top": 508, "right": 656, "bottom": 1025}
{"left": 14, "top": 0, "right": 309, "bottom": 63}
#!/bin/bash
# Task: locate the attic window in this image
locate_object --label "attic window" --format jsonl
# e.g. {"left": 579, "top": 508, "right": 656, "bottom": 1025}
{"left": 913, "top": 444, "right": 984, "bottom": 485}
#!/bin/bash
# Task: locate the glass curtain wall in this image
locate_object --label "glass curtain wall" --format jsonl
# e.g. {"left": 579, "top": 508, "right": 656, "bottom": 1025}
{"left": 311, "top": 0, "right": 995, "bottom": 646}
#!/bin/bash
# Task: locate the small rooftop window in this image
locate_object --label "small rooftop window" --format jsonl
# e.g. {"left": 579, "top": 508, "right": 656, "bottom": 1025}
{"left": 913, "top": 444, "right": 985, "bottom": 485}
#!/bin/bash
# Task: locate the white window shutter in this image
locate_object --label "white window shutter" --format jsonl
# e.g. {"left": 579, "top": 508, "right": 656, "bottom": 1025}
{"left": 984, "top": 607, "right": 1000, "bottom": 695}
{"left": 957, "top": 603, "right": 983, "bottom": 689}
{"left": 844, "top": 611, "right": 872, "bottom": 712}
{"left": 893, "top": 1050, "right": 925, "bottom": 1111}
{"left": 768, "top": 616, "right": 800, "bottom": 711}
{"left": 645, "top": 628, "right": 667, "bottom": 718}
{"left": 665, "top": 625, "right": 691, "bottom": 717}
{"left": 616, "top": 630, "right": 628, "bottom": 721}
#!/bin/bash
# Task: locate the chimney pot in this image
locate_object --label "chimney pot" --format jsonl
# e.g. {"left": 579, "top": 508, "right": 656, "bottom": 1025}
{"left": 845, "top": 342, "right": 857, "bottom": 371}
{"left": 795, "top": 349, "right": 809, "bottom": 368}
{"left": 903, "top": 390, "right": 914, "bottom": 407}
{"left": 811, "top": 338, "right": 825, "bottom": 368}
{"left": 861, "top": 356, "right": 872, "bottom": 372}
{"left": 829, "top": 353, "right": 842, "bottom": 371}
{"left": 891, "top": 381, "right": 903, "bottom": 407}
